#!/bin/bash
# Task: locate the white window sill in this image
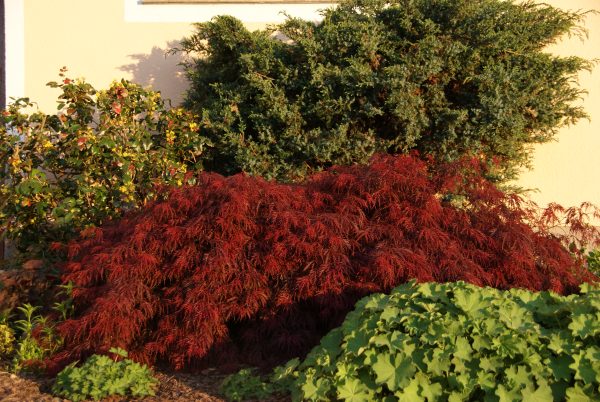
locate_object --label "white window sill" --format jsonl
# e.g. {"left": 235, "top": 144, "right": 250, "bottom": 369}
{"left": 126, "top": 0, "right": 335, "bottom": 23}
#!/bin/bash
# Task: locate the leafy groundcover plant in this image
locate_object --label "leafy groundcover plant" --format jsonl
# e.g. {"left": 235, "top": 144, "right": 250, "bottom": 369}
{"left": 224, "top": 280, "right": 600, "bottom": 401}
{"left": 45, "top": 154, "right": 598, "bottom": 373}
{"left": 52, "top": 347, "right": 157, "bottom": 401}
{"left": 177, "top": 0, "right": 592, "bottom": 181}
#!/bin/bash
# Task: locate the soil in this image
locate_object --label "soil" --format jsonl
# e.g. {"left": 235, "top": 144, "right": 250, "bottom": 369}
{"left": 0, "top": 366, "right": 291, "bottom": 401}
{"left": 0, "top": 367, "right": 226, "bottom": 402}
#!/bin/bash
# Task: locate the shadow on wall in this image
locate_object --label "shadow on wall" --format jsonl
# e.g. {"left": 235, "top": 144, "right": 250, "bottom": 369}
{"left": 120, "top": 40, "right": 189, "bottom": 107}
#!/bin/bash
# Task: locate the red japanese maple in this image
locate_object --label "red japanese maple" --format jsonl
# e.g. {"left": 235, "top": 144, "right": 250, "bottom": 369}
{"left": 46, "top": 154, "right": 598, "bottom": 372}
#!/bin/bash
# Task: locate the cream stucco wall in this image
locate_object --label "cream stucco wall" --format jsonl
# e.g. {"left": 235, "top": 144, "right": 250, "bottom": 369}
{"left": 10, "top": 0, "right": 600, "bottom": 210}
{"left": 514, "top": 0, "right": 600, "bottom": 210}
{"left": 24, "top": 0, "right": 192, "bottom": 108}
{"left": 18, "top": 0, "right": 333, "bottom": 109}
{"left": 21, "top": 0, "right": 275, "bottom": 109}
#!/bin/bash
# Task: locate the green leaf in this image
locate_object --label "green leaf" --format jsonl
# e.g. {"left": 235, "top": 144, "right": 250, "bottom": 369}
{"left": 547, "top": 333, "right": 571, "bottom": 355}
{"left": 380, "top": 306, "right": 401, "bottom": 323}
{"left": 453, "top": 336, "right": 473, "bottom": 362}
{"left": 569, "top": 352, "right": 596, "bottom": 384}
{"left": 569, "top": 314, "right": 600, "bottom": 339}
{"left": 498, "top": 303, "right": 529, "bottom": 330}
{"left": 395, "top": 377, "right": 425, "bottom": 402}
{"left": 548, "top": 355, "right": 573, "bottom": 381}
{"left": 565, "top": 385, "right": 593, "bottom": 402}
{"left": 479, "top": 356, "right": 501, "bottom": 374}
{"left": 453, "top": 288, "right": 485, "bottom": 316}
{"left": 109, "top": 347, "right": 128, "bottom": 358}
{"left": 319, "top": 328, "right": 343, "bottom": 358}
{"left": 301, "top": 375, "right": 330, "bottom": 401}
{"left": 522, "top": 380, "right": 553, "bottom": 402}
{"left": 505, "top": 366, "right": 533, "bottom": 388}
{"left": 337, "top": 377, "right": 373, "bottom": 402}
{"left": 449, "top": 391, "right": 473, "bottom": 402}
{"left": 427, "top": 347, "right": 452, "bottom": 376}
{"left": 477, "top": 371, "right": 497, "bottom": 392}
{"left": 371, "top": 334, "right": 392, "bottom": 350}
{"left": 345, "top": 330, "right": 371, "bottom": 356}
{"left": 364, "top": 294, "right": 390, "bottom": 311}
{"left": 99, "top": 137, "right": 116, "bottom": 149}
{"left": 416, "top": 282, "right": 450, "bottom": 304}
{"left": 416, "top": 373, "right": 443, "bottom": 401}
{"left": 371, "top": 352, "right": 415, "bottom": 391}
{"left": 496, "top": 384, "right": 523, "bottom": 402}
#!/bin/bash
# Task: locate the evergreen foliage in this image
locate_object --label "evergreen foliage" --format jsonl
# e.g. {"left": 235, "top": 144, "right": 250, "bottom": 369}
{"left": 177, "top": 0, "right": 592, "bottom": 181}
{"left": 45, "top": 154, "right": 597, "bottom": 372}
{"left": 224, "top": 281, "right": 600, "bottom": 401}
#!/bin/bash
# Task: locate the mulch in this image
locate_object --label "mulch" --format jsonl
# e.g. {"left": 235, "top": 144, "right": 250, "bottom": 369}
{"left": 0, "top": 365, "right": 291, "bottom": 401}
{"left": 0, "top": 367, "right": 226, "bottom": 402}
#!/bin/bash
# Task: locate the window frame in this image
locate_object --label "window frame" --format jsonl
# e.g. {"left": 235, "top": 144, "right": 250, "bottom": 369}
{"left": 126, "top": 0, "right": 333, "bottom": 23}
{"left": 141, "top": 0, "right": 328, "bottom": 3}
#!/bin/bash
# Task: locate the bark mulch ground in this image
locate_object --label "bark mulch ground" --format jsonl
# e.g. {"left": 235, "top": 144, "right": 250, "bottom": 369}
{"left": 0, "top": 365, "right": 291, "bottom": 401}
{"left": 0, "top": 367, "right": 226, "bottom": 402}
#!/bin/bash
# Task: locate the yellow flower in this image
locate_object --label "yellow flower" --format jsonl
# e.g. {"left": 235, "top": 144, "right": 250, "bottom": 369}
{"left": 9, "top": 155, "right": 21, "bottom": 168}
{"left": 0, "top": 324, "right": 15, "bottom": 356}
{"left": 166, "top": 130, "right": 175, "bottom": 145}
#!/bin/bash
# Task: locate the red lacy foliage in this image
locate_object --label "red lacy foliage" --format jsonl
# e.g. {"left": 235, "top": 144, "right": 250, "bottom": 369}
{"left": 46, "top": 154, "right": 599, "bottom": 373}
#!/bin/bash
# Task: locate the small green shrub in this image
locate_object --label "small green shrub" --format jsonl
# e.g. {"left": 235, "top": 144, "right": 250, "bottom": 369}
{"left": 0, "top": 68, "right": 210, "bottom": 254}
{"left": 222, "top": 362, "right": 298, "bottom": 401}
{"left": 177, "top": 0, "right": 591, "bottom": 182}
{"left": 225, "top": 280, "right": 600, "bottom": 401}
{"left": 11, "top": 304, "right": 61, "bottom": 372}
{"left": 0, "top": 284, "right": 74, "bottom": 372}
{"left": 52, "top": 347, "right": 158, "bottom": 401}
{"left": 52, "top": 281, "right": 76, "bottom": 322}
{"left": 221, "top": 368, "right": 279, "bottom": 401}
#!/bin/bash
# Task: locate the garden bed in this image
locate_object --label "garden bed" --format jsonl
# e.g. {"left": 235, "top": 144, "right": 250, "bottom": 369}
{"left": 0, "top": 0, "right": 598, "bottom": 400}
{"left": 0, "top": 365, "right": 290, "bottom": 401}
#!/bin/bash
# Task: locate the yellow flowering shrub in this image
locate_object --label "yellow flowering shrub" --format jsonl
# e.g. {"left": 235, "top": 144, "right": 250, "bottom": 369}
{"left": 0, "top": 323, "right": 15, "bottom": 356}
{"left": 0, "top": 68, "right": 211, "bottom": 254}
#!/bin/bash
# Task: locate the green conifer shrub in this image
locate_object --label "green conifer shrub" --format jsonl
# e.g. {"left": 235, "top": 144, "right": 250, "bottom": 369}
{"left": 223, "top": 280, "right": 600, "bottom": 401}
{"left": 177, "top": 0, "right": 592, "bottom": 181}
